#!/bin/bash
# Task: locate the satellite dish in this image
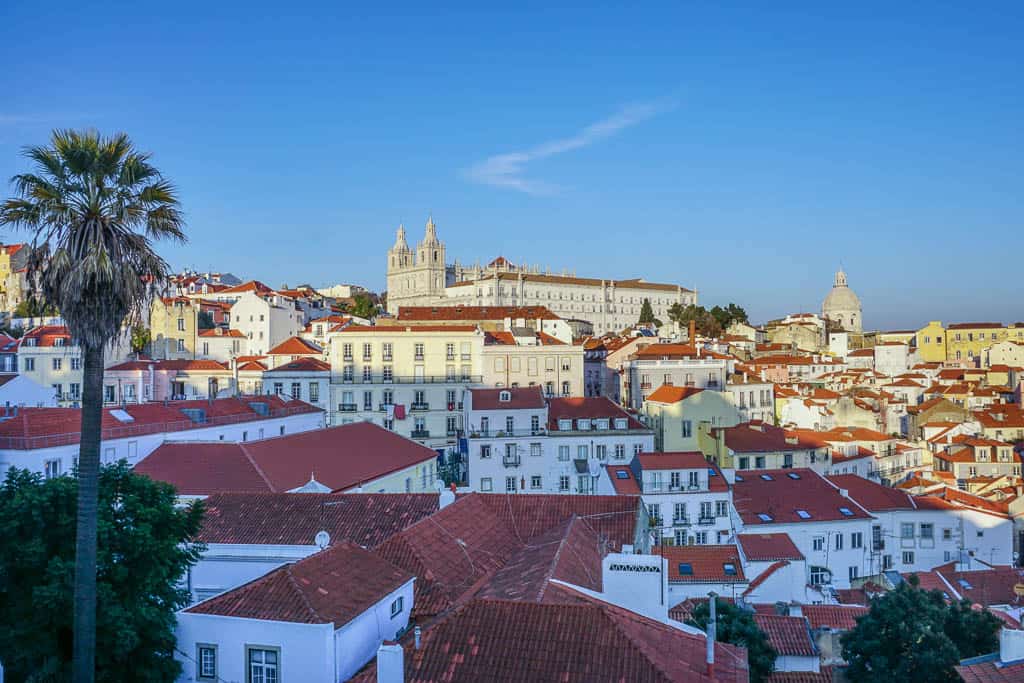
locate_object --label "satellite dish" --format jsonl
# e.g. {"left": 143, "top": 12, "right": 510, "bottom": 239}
{"left": 314, "top": 530, "right": 330, "bottom": 549}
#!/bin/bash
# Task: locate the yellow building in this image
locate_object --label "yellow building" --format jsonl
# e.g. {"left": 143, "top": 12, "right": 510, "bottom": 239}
{"left": 643, "top": 385, "right": 741, "bottom": 452}
{"left": 915, "top": 321, "right": 947, "bottom": 363}
{"left": 877, "top": 330, "right": 917, "bottom": 345}
{"left": 946, "top": 323, "right": 1022, "bottom": 364}
{"left": 150, "top": 296, "right": 200, "bottom": 360}
{"left": 0, "top": 243, "right": 28, "bottom": 311}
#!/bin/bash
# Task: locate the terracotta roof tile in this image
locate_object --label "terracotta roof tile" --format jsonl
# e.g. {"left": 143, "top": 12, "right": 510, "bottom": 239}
{"left": 266, "top": 336, "right": 322, "bottom": 355}
{"left": 397, "top": 305, "right": 562, "bottom": 321}
{"left": 753, "top": 614, "right": 817, "bottom": 657}
{"left": 468, "top": 386, "right": 545, "bottom": 410}
{"left": 826, "top": 474, "right": 915, "bottom": 511}
{"left": 661, "top": 545, "right": 746, "bottom": 582}
{"left": 801, "top": 604, "right": 869, "bottom": 630}
{"left": 733, "top": 468, "right": 872, "bottom": 525}
{"left": 645, "top": 385, "right": 705, "bottom": 403}
{"left": 185, "top": 541, "right": 412, "bottom": 626}
{"left": 547, "top": 397, "right": 647, "bottom": 431}
{"left": 264, "top": 357, "right": 331, "bottom": 372}
{"left": 605, "top": 464, "right": 642, "bottom": 494}
{"left": 737, "top": 533, "right": 804, "bottom": 561}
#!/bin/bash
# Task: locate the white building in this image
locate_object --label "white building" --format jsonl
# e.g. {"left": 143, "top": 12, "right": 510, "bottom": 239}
{"left": 384, "top": 217, "right": 697, "bottom": 334}
{"left": 175, "top": 541, "right": 415, "bottom": 683}
{"left": 732, "top": 468, "right": 875, "bottom": 590}
{"left": 196, "top": 327, "right": 247, "bottom": 362}
{"left": 480, "top": 328, "right": 584, "bottom": 397}
{"left": 874, "top": 342, "right": 911, "bottom": 377}
{"left": 461, "top": 389, "right": 654, "bottom": 495}
{"left": 599, "top": 452, "right": 735, "bottom": 547}
{"left": 620, "top": 343, "right": 730, "bottom": 411}
{"left": 263, "top": 357, "right": 331, "bottom": 417}
{"left": 0, "top": 374, "right": 58, "bottom": 408}
{"left": 229, "top": 290, "right": 304, "bottom": 356}
{"left": 0, "top": 396, "right": 324, "bottom": 479}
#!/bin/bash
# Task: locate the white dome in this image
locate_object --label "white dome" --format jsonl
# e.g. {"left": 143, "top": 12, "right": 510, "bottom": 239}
{"left": 822, "top": 269, "right": 863, "bottom": 332}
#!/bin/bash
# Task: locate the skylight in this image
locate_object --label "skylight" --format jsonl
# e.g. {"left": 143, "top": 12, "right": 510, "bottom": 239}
{"left": 735, "top": 474, "right": 745, "bottom": 482}
{"left": 958, "top": 578, "right": 973, "bottom": 590}
{"left": 839, "top": 507, "right": 854, "bottom": 517}
{"left": 615, "top": 470, "right": 629, "bottom": 480}
{"left": 787, "top": 472, "right": 801, "bottom": 480}
{"left": 708, "top": 468, "right": 718, "bottom": 476}
{"left": 723, "top": 563, "right": 737, "bottom": 576}
{"left": 760, "top": 474, "right": 774, "bottom": 481}
{"left": 678, "top": 563, "right": 693, "bottom": 576}
{"left": 796, "top": 510, "right": 812, "bottom": 519}
{"left": 109, "top": 409, "right": 134, "bottom": 423}
{"left": 757, "top": 513, "right": 773, "bottom": 522}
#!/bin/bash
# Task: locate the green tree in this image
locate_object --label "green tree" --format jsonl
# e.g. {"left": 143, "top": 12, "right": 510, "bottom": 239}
{"left": 668, "top": 303, "right": 723, "bottom": 338}
{"left": 0, "top": 463, "right": 204, "bottom": 681}
{"left": 12, "top": 294, "right": 58, "bottom": 319}
{"left": 841, "top": 574, "right": 1002, "bottom": 682}
{"left": 196, "top": 310, "right": 215, "bottom": 330}
{"left": 130, "top": 325, "right": 151, "bottom": 354}
{"left": 350, "top": 292, "right": 377, "bottom": 319}
{"left": 687, "top": 598, "right": 776, "bottom": 683}
{"left": 638, "top": 298, "right": 660, "bottom": 326}
{"left": 0, "top": 130, "right": 185, "bottom": 682}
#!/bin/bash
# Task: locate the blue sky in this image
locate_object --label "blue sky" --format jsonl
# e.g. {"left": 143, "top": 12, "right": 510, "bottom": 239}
{"left": 1, "top": 1, "right": 1022, "bottom": 329}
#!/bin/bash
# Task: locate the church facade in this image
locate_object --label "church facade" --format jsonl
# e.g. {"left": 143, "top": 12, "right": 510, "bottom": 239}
{"left": 386, "top": 218, "right": 697, "bottom": 335}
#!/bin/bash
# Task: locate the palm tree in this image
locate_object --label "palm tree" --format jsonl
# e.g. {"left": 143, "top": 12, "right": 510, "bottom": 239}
{"left": 0, "top": 130, "right": 185, "bottom": 682}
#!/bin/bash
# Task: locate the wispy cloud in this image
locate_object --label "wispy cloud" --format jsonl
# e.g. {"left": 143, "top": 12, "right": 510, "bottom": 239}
{"left": 464, "top": 100, "right": 674, "bottom": 195}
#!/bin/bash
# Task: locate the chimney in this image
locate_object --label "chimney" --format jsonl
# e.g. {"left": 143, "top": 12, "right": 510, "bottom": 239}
{"left": 414, "top": 625, "right": 422, "bottom": 650}
{"left": 689, "top": 320, "right": 696, "bottom": 344}
{"left": 706, "top": 591, "right": 717, "bottom": 678}
{"left": 376, "top": 643, "right": 404, "bottom": 683}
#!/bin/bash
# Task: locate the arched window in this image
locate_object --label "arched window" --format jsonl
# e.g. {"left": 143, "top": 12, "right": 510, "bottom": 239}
{"left": 499, "top": 390, "right": 511, "bottom": 402}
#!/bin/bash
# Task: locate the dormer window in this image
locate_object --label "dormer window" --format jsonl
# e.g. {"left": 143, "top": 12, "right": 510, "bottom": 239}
{"left": 614, "top": 418, "right": 628, "bottom": 430}
{"left": 54, "top": 338, "right": 65, "bottom": 347}
{"left": 678, "top": 563, "right": 693, "bottom": 576}
{"left": 723, "top": 563, "right": 737, "bottom": 576}
{"left": 595, "top": 418, "right": 610, "bottom": 430}
{"left": 577, "top": 419, "right": 591, "bottom": 431}
{"left": 558, "top": 419, "right": 572, "bottom": 431}
{"left": 499, "top": 390, "right": 511, "bottom": 402}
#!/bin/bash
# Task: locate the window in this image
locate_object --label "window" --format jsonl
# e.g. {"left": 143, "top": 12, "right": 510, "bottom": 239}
{"left": 595, "top": 444, "right": 607, "bottom": 460}
{"left": 197, "top": 644, "right": 217, "bottom": 680}
{"left": 723, "top": 563, "right": 737, "bottom": 576}
{"left": 71, "top": 357, "right": 81, "bottom": 370}
{"left": 900, "top": 522, "right": 914, "bottom": 539}
{"left": 902, "top": 551, "right": 915, "bottom": 565}
{"left": 290, "top": 382, "right": 301, "bottom": 400}
{"left": 44, "top": 459, "right": 61, "bottom": 479}
{"left": 577, "top": 445, "right": 588, "bottom": 459}
{"left": 22, "top": 357, "right": 34, "bottom": 371}
{"left": 674, "top": 530, "right": 688, "bottom": 546}
{"left": 558, "top": 445, "right": 570, "bottom": 461}
{"left": 942, "top": 528, "right": 953, "bottom": 541}
{"left": 634, "top": 443, "right": 643, "bottom": 455}
{"left": 700, "top": 501, "right": 713, "bottom": 519}
{"left": 614, "top": 444, "right": 625, "bottom": 459}
{"left": 447, "top": 416, "right": 458, "bottom": 435}
{"left": 673, "top": 502, "right": 687, "bottom": 522}
{"left": 390, "top": 596, "right": 404, "bottom": 617}
{"left": 558, "top": 418, "right": 572, "bottom": 431}
{"left": 738, "top": 456, "right": 749, "bottom": 469}
{"left": 920, "top": 523, "right": 934, "bottom": 539}
{"left": 835, "top": 534, "right": 844, "bottom": 550}
{"left": 810, "top": 566, "right": 829, "bottom": 585}
{"left": 559, "top": 475, "right": 570, "bottom": 492}
{"left": 382, "top": 342, "right": 393, "bottom": 360}
{"left": 481, "top": 477, "right": 493, "bottom": 492}
{"left": 695, "top": 531, "right": 708, "bottom": 545}
{"left": 531, "top": 475, "right": 542, "bottom": 489}
{"left": 812, "top": 536, "right": 824, "bottom": 552}
{"left": 363, "top": 366, "right": 373, "bottom": 382}
{"left": 851, "top": 532, "right": 863, "bottom": 549}
{"left": 715, "top": 500, "right": 728, "bottom": 517}
{"left": 561, "top": 381, "right": 570, "bottom": 396}
{"left": 505, "top": 416, "right": 514, "bottom": 433}
{"left": 505, "top": 476, "right": 517, "bottom": 492}
{"left": 688, "top": 471, "right": 700, "bottom": 488}
{"left": 414, "top": 342, "right": 424, "bottom": 359}
{"left": 52, "top": 358, "right": 62, "bottom": 371}
{"left": 678, "top": 562, "right": 693, "bottom": 576}
{"left": 681, "top": 420, "right": 692, "bottom": 438}
{"left": 849, "top": 566, "right": 859, "bottom": 581}
{"left": 177, "top": 338, "right": 185, "bottom": 352}
{"left": 247, "top": 647, "right": 279, "bottom": 683}
{"left": 177, "top": 318, "right": 186, "bottom": 332}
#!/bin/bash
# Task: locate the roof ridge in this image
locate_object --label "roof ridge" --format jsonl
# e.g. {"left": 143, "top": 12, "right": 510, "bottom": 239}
{"left": 283, "top": 563, "right": 326, "bottom": 623}
{"left": 239, "top": 442, "right": 277, "bottom": 492}
{"left": 598, "top": 600, "right": 696, "bottom": 682}
{"left": 536, "top": 515, "right": 579, "bottom": 602}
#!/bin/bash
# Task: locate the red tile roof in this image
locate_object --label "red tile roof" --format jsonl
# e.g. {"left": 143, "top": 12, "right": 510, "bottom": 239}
{"left": 936, "top": 565, "right": 1024, "bottom": 607}
{"left": 0, "top": 396, "right": 319, "bottom": 450}
{"left": 605, "top": 464, "right": 642, "bottom": 494}
{"left": 264, "top": 357, "right": 331, "bottom": 372}
{"left": 733, "top": 468, "right": 872, "bottom": 525}
{"left": 18, "top": 325, "right": 71, "bottom": 348}
{"left": 826, "top": 474, "right": 916, "bottom": 511}
{"left": 371, "top": 594, "right": 748, "bottom": 682}
{"left": 645, "top": 385, "right": 705, "bottom": 403}
{"left": 397, "top": 305, "right": 561, "bottom": 321}
{"left": 716, "top": 421, "right": 827, "bottom": 453}
{"left": 764, "top": 670, "right": 834, "bottom": 683}
{"left": 801, "top": 604, "right": 869, "bottom": 631}
{"left": 195, "top": 492, "right": 439, "bottom": 546}
{"left": 217, "top": 279, "right": 274, "bottom": 294}
{"left": 185, "top": 541, "right": 412, "bottom": 626}
{"left": 468, "top": 385, "right": 545, "bottom": 410}
{"left": 636, "top": 451, "right": 711, "bottom": 470}
{"left": 547, "top": 396, "right": 647, "bottom": 431}
{"left": 737, "top": 533, "right": 804, "bottom": 561}
{"left": 957, "top": 658, "right": 1024, "bottom": 683}
{"left": 266, "top": 336, "right": 322, "bottom": 355}
{"left": 752, "top": 614, "right": 816, "bottom": 657}
{"left": 337, "top": 324, "right": 478, "bottom": 333}
{"left": 476, "top": 516, "right": 604, "bottom": 602}
{"left": 661, "top": 545, "right": 746, "bottom": 582}
{"left": 135, "top": 422, "right": 436, "bottom": 495}
{"left": 975, "top": 406, "right": 1024, "bottom": 429}
{"left": 632, "top": 343, "right": 699, "bottom": 359}
{"left": 197, "top": 328, "right": 246, "bottom": 337}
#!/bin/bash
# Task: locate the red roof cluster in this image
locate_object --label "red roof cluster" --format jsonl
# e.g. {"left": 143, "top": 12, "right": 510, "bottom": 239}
{"left": 134, "top": 421, "right": 436, "bottom": 495}
{"left": 732, "top": 468, "right": 872, "bottom": 525}
{"left": 266, "top": 336, "right": 322, "bottom": 355}
{"left": 547, "top": 397, "right": 647, "bottom": 431}
{"left": 736, "top": 533, "right": 804, "bottom": 561}
{"left": 752, "top": 614, "right": 817, "bottom": 657}
{"left": 661, "top": 545, "right": 746, "bottom": 582}
{"left": 264, "top": 357, "right": 331, "bottom": 372}
{"left": 801, "top": 604, "right": 869, "bottom": 631}
{"left": 645, "top": 385, "right": 705, "bottom": 403}
{"left": 185, "top": 541, "right": 412, "bottom": 626}
{"left": 468, "top": 385, "right": 545, "bottom": 410}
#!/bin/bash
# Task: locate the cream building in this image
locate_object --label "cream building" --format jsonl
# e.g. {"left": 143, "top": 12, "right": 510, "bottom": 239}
{"left": 642, "top": 386, "right": 741, "bottom": 452}
{"left": 385, "top": 217, "right": 697, "bottom": 335}
{"left": 481, "top": 329, "right": 584, "bottom": 397}
{"left": 150, "top": 296, "right": 200, "bottom": 360}
{"left": 821, "top": 269, "right": 863, "bottom": 333}
{"left": 327, "top": 324, "right": 484, "bottom": 450}
{"left": 17, "top": 326, "right": 131, "bottom": 406}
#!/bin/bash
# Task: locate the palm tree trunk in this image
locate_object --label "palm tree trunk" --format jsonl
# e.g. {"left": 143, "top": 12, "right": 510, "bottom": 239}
{"left": 73, "top": 343, "right": 104, "bottom": 683}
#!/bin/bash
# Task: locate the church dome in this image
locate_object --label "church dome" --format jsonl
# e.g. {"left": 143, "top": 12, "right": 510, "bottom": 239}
{"left": 822, "top": 269, "right": 862, "bottom": 331}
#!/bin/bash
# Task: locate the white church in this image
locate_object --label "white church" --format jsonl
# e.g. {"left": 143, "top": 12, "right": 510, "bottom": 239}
{"left": 385, "top": 217, "right": 697, "bottom": 335}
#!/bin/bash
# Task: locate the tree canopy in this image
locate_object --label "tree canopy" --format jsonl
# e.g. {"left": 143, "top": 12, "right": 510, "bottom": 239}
{"left": 638, "top": 298, "right": 662, "bottom": 327}
{"left": 129, "top": 325, "right": 151, "bottom": 354}
{"left": 686, "top": 598, "right": 776, "bottom": 683}
{"left": 349, "top": 292, "right": 377, "bottom": 319}
{"left": 0, "top": 463, "right": 205, "bottom": 682}
{"left": 840, "top": 574, "right": 1002, "bottom": 683}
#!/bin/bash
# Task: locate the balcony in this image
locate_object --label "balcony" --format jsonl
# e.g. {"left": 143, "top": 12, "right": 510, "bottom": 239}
{"left": 378, "top": 403, "right": 393, "bottom": 412}
{"left": 698, "top": 516, "right": 716, "bottom": 526}
{"left": 672, "top": 516, "right": 691, "bottom": 527}
{"left": 413, "top": 354, "right": 424, "bottom": 361}
{"left": 410, "top": 429, "right": 430, "bottom": 439}
{"left": 411, "top": 402, "right": 430, "bottom": 411}
{"left": 337, "top": 374, "right": 482, "bottom": 385}
{"left": 467, "top": 428, "right": 546, "bottom": 438}
{"left": 502, "top": 455, "right": 521, "bottom": 468}
{"left": 461, "top": 353, "right": 472, "bottom": 360}
{"left": 338, "top": 403, "right": 358, "bottom": 412}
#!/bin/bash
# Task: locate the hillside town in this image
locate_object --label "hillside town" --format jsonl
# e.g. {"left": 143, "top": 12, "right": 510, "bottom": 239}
{"left": 0, "top": 214, "right": 1021, "bottom": 682}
